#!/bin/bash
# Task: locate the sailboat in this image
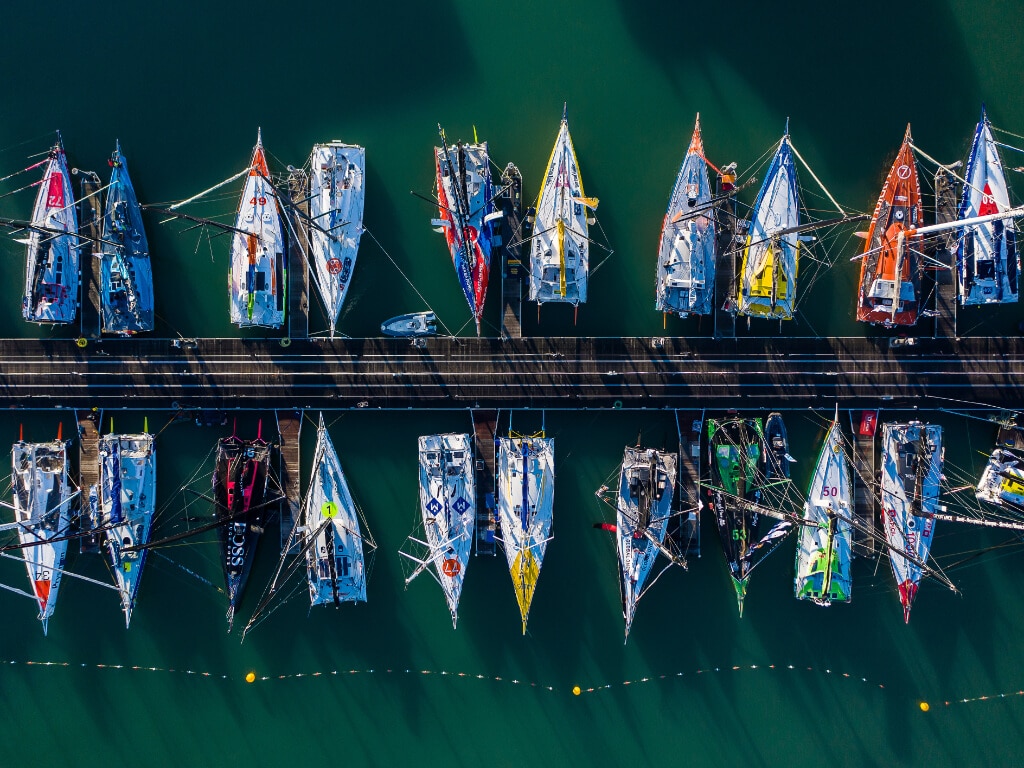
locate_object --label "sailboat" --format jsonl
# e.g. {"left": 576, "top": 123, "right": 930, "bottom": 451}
{"left": 794, "top": 414, "right": 853, "bottom": 605}
{"left": 434, "top": 127, "right": 496, "bottom": 335}
{"left": 880, "top": 421, "right": 942, "bottom": 623}
{"left": 308, "top": 142, "right": 365, "bottom": 335}
{"left": 400, "top": 433, "right": 476, "bottom": 627}
{"left": 496, "top": 428, "right": 555, "bottom": 633}
{"left": 98, "top": 142, "right": 155, "bottom": 334}
{"left": 856, "top": 125, "right": 921, "bottom": 327}
{"left": 530, "top": 105, "right": 596, "bottom": 307}
{"left": 656, "top": 114, "right": 716, "bottom": 318}
{"left": 229, "top": 130, "right": 286, "bottom": 328}
{"left": 706, "top": 416, "right": 793, "bottom": 615}
{"left": 214, "top": 424, "right": 271, "bottom": 630}
{"left": 737, "top": 128, "right": 800, "bottom": 320}
{"left": 96, "top": 428, "right": 156, "bottom": 627}
{"left": 303, "top": 414, "right": 369, "bottom": 608}
{"left": 976, "top": 447, "right": 1024, "bottom": 511}
{"left": 616, "top": 445, "right": 677, "bottom": 639}
{"left": 11, "top": 435, "right": 73, "bottom": 634}
{"left": 957, "top": 107, "right": 1019, "bottom": 305}
{"left": 22, "top": 137, "right": 79, "bottom": 325}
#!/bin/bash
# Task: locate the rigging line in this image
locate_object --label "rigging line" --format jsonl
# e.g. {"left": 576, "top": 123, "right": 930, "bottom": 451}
{"left": 0, "top": 178, "right": 42, "bottom": 202}
{"left": 0, "top": 551, "right": 120, "bottom": 591}
{"left": 166, "top": 166, "right": 253, "bottom": 211}
{"left": 0, "top": 158, "right": 48, "bottom": 185}
{"left": 360, "top": 226, "right": 454, "bottom": 337}
{"left": 789, "top": 140, "right": 847, "bottom": 216}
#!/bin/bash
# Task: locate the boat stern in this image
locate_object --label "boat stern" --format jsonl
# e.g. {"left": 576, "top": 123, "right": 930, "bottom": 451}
{"left": 732, "top": 575, "right": 749, "bottom": 617}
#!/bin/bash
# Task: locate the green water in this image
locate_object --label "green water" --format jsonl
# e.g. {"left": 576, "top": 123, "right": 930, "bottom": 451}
{"left": 2, "top": 1, "right": 1024, "bottom": 765}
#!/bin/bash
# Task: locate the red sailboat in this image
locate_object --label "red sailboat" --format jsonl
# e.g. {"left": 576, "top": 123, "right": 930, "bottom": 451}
{"left": 856, "top": 125, "right": 922, "bottom": 327}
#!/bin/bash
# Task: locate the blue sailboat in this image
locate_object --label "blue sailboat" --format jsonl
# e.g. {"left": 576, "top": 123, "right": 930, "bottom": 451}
{"left": 99, "top": 142, "right": 154, "bottom": 333}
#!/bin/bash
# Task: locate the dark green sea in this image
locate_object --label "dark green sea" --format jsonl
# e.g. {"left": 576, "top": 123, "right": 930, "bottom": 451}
{"left": 1, "top": 2, "right": 1024, "bottom": 765}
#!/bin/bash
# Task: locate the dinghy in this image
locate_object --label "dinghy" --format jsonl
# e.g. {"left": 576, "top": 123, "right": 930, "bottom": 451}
{"left": 309, "top": 142, "right": 364, "bottom": 335}
{"left": 98, "top": 142, "right": 154, "bottom": 334}
{"left": 656, "top": 115, "right": 716, "bottom": 318}
{"left": 381, "top": 311, "right": 437, "bottom": 337}
{"left": 22, "top": 138, "right": 79, "bottom": 325}
{"left": 229, "top": 130, "right": 286, "bottom": 328}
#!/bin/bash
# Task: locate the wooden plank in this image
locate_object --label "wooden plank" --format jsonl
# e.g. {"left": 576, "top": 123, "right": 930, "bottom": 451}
{"left": 276, "top": 410, "right": 302, "bottom": 554}
{"left": 848, "top": 409, "right": 878, "bottom": 559}
{"left": 673, "top": 409, "right": 703, "bottom": 557}
{"left": 76, "top": 409, "right": 102, "bottom": 553}
{"left": 932, "top": 167, "right": 958, "bottom": 339}
{"left": 287, "top": 171, "right": 310, "bottom": 340}
{"left": 498, "top": 163, "right": 524, "bottom": 340}
{"left": 471, "top": 409, "right": 498, "bottom": 555}
{"left": 79, "top": 176, "right": 103, "bottom": 339}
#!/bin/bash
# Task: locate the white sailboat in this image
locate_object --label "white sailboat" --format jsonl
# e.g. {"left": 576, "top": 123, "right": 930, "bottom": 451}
{"left": 96, "top": 431, "right": 156, "bottom": 628}
{"left": 496, "top": 430, "right": 554, "bottom": 633}
{"left": 656, "top": 114, "right": 716, "bottom": 317}
{"left": 22, "top": 137, "right": 79, "bottom": 325}
{"left": 308, "top": 142, "right": 365, "bottom": 335}
{"left": 229, "top": 129, "right": 286, "bottom": 328}
{"left": 794, "top": 415, "right": 852, "bottom": 605}
{"left": 11, "top": 438, "right": 73, "bottom": 634}
{"left": 400, "top": 433, "right": 476, "bottom": 627}
{"left": 529, "top": 105, "right": 596, "bottom": 307}
{"left": 616, "top": 446, "right": 677, "bottom": 639}
{"left": 304, "top": 414, "right": 370, "bottom": 607}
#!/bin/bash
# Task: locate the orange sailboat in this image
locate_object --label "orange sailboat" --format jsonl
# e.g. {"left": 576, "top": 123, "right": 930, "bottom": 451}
{"left": 856, "top": 125, "right": 922, "bottom": 326}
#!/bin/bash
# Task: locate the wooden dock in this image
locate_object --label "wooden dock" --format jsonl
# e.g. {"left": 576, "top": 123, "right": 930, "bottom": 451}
{"left": 471, "top": 409, "right": 498, "bottom": 555}
{"left": 76, "top": 409, "right": 102, "bottom": 553}
{"left": 932, "top": 166, "right": 959, "bottom": 339}
{"left": 672, "top": 409, "right": 703, "bottom": 557}
{"left": 498, "top": 163, "right": 524, "bottom": 340}
{"left": 286, "top": 170, "right": 310, "bottom": 341}
{"left": 79, "top": 174, "right": 103, "bottom": 339}
{"left": 714, "top": 173, "right": 739, "bottom": 339}
{"left": 275, "top": 410, "right": 302, "bottom": 553}
{"left": 847, "top": 409, "right": 878, "bottom": 559}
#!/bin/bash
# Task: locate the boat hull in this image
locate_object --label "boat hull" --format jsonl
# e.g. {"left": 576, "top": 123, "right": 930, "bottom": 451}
{"left": 380, "top": 311, "right": 436, "bottom": 337}
{"left": 23, "top": 145, "right": 79, "bottom": 325}
{"left": 309, "top": 143, "right": 365, "bottom": 333}
{"left": 99, "top": 146, "right": 155, "bottom": 334}
{"left": 738, "top": 135, "right": 799, "bottom": 320}
{"left": 976, "top": 448, "right": 1024, "bottom": 511}
{"left": 856, "top": 128, "right": 921, "bottom": 327}
{"left": 98, "top": 433, "right": 156, "bottom": 626}
{"left": 12, "top": 440, "right": 72, "bottom": 633}
{"left": 617, "top": 446, "right": 676, "bottom": 637}
{"left": 794, "top": 420, "right": 852, "bottom": 605}
{"left": 435, "top": 141, "right": 494, "bottom": 331}
{"left": 229, "top": 135, "right": 286, "bottom": 328}
{"left": 417, "top": 433, "right": 476, "bottom": 625}
{"left": 657, "top": 116, "right": 716, "bottom": 317}
{"left": 958, "top": 111, "right": 1019, "bottom": 306}
{"left": 496, "top": 434, "right": 554, "bottom": 632}
{"left": 530, "top": 115, "right": 590, "bottom": 305}
{"left": 880, "top": 421, "right": 942, "bottom": 622}
{"left": 305, "top": 418, "right": 366, "bottom": 607}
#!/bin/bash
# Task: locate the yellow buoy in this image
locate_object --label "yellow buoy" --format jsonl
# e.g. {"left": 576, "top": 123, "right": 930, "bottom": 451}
{"left": 76, "top": 337, "right": 88, "bottom": 348}
{"left": 245, "top": 672, "right": 256, "bottom": 684}
{"left": 919, "top": 701, "right": 930, "bottom": 712}
{"left": 572, "top": 686, "right": 581, "bottom": 696}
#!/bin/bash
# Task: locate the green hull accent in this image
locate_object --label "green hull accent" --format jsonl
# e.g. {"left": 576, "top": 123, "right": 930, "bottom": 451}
{"left": 732, "top": 576, "right": 748, "bottom": 617}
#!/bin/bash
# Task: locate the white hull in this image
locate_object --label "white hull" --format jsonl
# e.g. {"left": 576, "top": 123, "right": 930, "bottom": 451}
{"left": 976, "top": 447, "right": 1024, "bottom": 510}
{"left": 309, "top": 143, "right": 365, "bottom": 333}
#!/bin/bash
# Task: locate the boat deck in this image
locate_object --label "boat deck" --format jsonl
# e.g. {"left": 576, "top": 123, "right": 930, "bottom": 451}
{"left": 471, "top": 409, "right": 497, "bottom": 555}
{"left": 848, "top": 409, "right": 878, "bottom": 559}
{"left": 76, "top": 409, "right": 102, "bottom": 553}
{"left": 276, "top": 410, "right": 302, "bottom": 554}
{"left": 79, "top": 175, "right": 103, "bottom": 339}
{"left": 286, "top": 170, "right": 310, "bottom": 340}
{"left": 932, "top": 167, "right": 959, "bottom": 339}
{"left": 672, "top": 409, "right": 703, "bottom": 558}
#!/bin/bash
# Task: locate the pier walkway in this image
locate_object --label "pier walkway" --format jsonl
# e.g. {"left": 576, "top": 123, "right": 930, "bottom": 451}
{"left": 2, "top": 334, "right": 1022, "bottom": 411}
{"left": 76, "top": 409, "right": 101, "bottom": 553}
